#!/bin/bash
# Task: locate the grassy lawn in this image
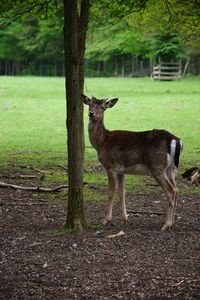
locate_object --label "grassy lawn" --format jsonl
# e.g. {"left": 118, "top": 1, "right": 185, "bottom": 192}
{"left": 0, "top": 76, "right": 199, "bottom": 197}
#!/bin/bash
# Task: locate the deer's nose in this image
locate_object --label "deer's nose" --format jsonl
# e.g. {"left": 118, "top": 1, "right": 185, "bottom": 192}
{"left": 89, "top": 111, "right": 95, "bottom": 118}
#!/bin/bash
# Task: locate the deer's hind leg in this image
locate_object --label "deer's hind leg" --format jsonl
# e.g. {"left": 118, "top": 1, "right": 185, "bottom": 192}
{"left": 117, "top": 173, "right": 128, "bottom": 225}
{"left": 166, "top": 167, "right": 178, "bottom": 224}
{"left": 153, "top": 170, "right": 177, "bottom": 231}
{"left": 103, "top": 169, "right": 116, "bottom": 225}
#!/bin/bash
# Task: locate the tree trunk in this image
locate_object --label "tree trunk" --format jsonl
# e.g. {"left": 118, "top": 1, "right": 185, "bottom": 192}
{"left": 140, "top": 60, "right": 144, "bottom": 76}
{"left": 131, "top": 55, "right": 135, "bottom": 75}
{"left": 39, "top": 62, "right": 42, "bottom": 76}
{"left": 55, "top": 60, "right": 57, "bottom": 76}
{"left": 5, "top": 60, "right": 8, "bottom": 75}
{"left": 97, "top": 61, "right": 101, "bottom": 76}
{"left": 149, "top": 57, "right": 153, "bottom": 74}
{"left": 103, "top": 60, "right": 107, "bottom": 76}
{"left": 115, "top": 58, "right": 118, "bottom": 76}
{"left": 182, "top": 57, "right": 190, "bottom": 77}
{"left": 63, "top": 0, "right": 89, "bottom": 231}
{"left": 121, "top": 55, "right": 125, "bottom": 77}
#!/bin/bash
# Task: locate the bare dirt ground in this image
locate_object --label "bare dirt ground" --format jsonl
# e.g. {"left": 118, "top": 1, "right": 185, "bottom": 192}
{"left": 0, "top": 173, "right": 200, "bottom": 299}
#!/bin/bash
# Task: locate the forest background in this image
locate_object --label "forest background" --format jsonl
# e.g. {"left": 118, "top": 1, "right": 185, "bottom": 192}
{"left": 0, "top": 0, "right": 200, "bottom": 77}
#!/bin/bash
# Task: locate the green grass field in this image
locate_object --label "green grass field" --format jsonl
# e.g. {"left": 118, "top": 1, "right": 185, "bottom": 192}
{"left": 0, "top": 76, "right": 200, "bottom": 199}
{"left": 0, "top": 76, "right": 199, "bottom": 170}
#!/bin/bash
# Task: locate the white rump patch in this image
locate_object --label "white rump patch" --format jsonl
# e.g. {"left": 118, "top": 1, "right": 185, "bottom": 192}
{"left": 170, "top": 139, "right": 176, "bottom": 158}
{"left": 168, "top": 139, "right": 177, "bottom": 169}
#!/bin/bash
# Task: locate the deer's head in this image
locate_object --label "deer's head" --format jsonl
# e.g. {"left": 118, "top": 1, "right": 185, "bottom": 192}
{"left": 81, "top": 94, "right": 118, "bottom": 121}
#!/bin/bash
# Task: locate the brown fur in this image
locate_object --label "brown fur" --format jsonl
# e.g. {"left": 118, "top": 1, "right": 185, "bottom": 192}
{"left": 82, "top": 94, "right": 183, "bottom": 231}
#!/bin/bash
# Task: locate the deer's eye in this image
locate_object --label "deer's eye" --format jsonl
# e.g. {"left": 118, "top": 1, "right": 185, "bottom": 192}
{"left": 100, "top": 106, "right": 105, "bottom": 110}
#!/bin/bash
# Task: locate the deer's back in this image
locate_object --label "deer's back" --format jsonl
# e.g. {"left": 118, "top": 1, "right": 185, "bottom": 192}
{"left": 97, "top": 129, "right": 180, "bottom": 175}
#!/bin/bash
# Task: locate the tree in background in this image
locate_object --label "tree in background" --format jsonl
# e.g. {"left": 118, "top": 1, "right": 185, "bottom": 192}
{"left": 0, "top": 20, "right": 27, "bottom": 74}
{"left": 85, "top": 0, "right": 200, "bottom": 76}
{"left": 0, "top": 14, "right": 64, "bottom": 75}
{"left": 0, "top": 1, "right": 199, "bottom": 76}
{"left": 128, "top": 0, "right": 200, "bottom": 72}
{"left": 85, "top": 19, "right": 149, "bottom": 76}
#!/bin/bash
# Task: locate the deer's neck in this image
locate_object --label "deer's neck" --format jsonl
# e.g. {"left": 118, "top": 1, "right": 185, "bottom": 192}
{"left": 88, "top": 118, "right": 107, "bottom": 151}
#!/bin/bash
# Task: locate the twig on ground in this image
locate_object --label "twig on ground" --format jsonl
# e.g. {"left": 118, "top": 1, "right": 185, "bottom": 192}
{"left": 127, "top": 210, "right": 165, "bottom": 216}
{"left": 128, "top": 210, "right": 180, "bottom": 217}
{"left": 0, "top": 181, "right": 68, "bottom": 192}
{"left": 19, "top": 165, "right": 47, "bottom": 174}
{"left": 2, "top": 173, "right": 45, "bottom": 181}
{"left": 173, "top": 280, "right": 185, "bottom": 286}
{"left": 182, "top": 167, "right": 199, "bottom": 179}
{"left": 16, "top": 174, "right": 38, "bottom": 179}
{"left": 108, "top": 231, "right": 125, "bottom": 239}
{"left": 58, "top": 164, "right": 68, "bottom": 171}
{"left": 191, "top": 170, "right": 200, "bottom": 184}
{"left": 0, "top": 202, "right": 48, "bottom": 206}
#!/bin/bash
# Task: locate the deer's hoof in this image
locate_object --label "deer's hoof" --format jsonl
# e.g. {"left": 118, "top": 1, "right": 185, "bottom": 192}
{"left": 103, "top": 218, "right": 109, "bottom": 225}
{"left": 161, "top": 223, "right": 173, "bottom": 231}
{"left": 103, "top": 219, "right": 116, "bottom": 227}
{"left": 121, "top": 219, "right": 128, "bottom": 227}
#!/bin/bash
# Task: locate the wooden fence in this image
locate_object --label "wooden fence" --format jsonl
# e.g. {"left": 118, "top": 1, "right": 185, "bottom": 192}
{"left": 151, "top": 61, "right": 181, "bottom": 81}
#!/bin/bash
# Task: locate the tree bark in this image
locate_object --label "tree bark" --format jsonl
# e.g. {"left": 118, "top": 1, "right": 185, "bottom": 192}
{"left": 63, "top": 0, "right": 89, "bottom": 231}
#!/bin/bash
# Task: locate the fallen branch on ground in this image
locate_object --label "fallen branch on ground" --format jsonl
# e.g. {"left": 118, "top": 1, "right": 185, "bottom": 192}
{"left": 0, "top": 201, "right": 48, "bottom": 206}
{"left": 107, "top": 231, "right": 125, "bottom": 239}
{"left": 0, "top": 180, "right": 68, "bottom": 192}
{"left": 182, "top": 167, "right": 200, "bottom": 184}
{"left": 182, "top": 167, "right": 199, "bottom": 179}
{"left": 58, "top": 164, "right": 68, "bottom": 171}
{"left": 19, "top": 165, "right": 47, "bottom": 174}
{"left": 2, "top": 173, "right": 44, "bottom": 180}
{"left": 127, "top": 210, "right": 165, "bottom": 216}
{"left": 15, "top": 174, "right": 38, "bottom": 179}
{"left": 191, "top": 170, "right": 200, "bottom": 184}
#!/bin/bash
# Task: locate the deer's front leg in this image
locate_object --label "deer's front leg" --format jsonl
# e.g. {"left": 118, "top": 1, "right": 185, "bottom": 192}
{"left": 117, "top": 173, "right": 128, "bottom": 225}
{"left": 103, "top": 169, "right": 116, "bottom": 225}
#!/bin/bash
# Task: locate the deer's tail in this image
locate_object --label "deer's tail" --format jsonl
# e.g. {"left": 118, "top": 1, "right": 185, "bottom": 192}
{"left": 170, "top": 139, "right": 183, "bottom": 169}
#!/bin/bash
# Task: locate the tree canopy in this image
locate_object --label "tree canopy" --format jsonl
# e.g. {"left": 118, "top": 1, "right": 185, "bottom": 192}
{"left": 0, "top": 0, "right": 200, "bottom": 76}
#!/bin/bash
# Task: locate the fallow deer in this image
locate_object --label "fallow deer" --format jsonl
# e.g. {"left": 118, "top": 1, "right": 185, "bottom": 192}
{"left": 82, "top": 94, "right": 183, "bottom": 231}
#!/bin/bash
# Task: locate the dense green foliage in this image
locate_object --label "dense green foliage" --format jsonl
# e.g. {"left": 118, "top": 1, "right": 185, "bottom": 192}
{"left": 0, "top": 0, "right": 200, "bottom": 76}
{"left": 86, "top": 0, "right": 200, "bottom": 75}
{"left": 0, "top": 15, "right": 64, "bottom": 75}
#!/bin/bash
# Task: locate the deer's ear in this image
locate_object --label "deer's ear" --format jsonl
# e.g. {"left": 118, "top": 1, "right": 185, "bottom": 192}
{"left": 81, "top": 94, "right": 91, "bottom": 105}
{"left": 105, "top": 98, "right": 118, "bottom": 108}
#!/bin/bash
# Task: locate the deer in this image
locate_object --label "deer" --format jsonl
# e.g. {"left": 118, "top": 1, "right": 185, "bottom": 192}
{"left": 82, "top": 94, "right": 183, "bottom": 231}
